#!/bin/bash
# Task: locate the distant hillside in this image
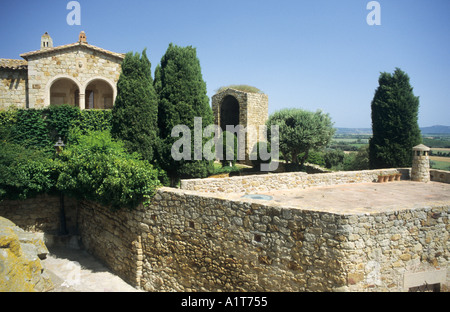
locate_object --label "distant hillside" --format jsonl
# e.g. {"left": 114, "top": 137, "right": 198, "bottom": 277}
{"left": 335, "top": 125, "right": 450, "bottom": 135}
{"left": 335, "top": 128, "right": 372, "bottom": 135}
{"left": 420, "top": 125, "right": 450, "bottom": 134}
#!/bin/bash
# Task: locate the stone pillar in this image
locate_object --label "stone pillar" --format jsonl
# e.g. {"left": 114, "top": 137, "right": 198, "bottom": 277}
{"left": 411, "top": 144, "right": 431, "bottom": 182}
{"left": 79, "top": 93, "right": 85, "bottom": 110}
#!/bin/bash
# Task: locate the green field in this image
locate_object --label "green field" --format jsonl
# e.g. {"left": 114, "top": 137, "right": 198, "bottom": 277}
{"left": 330, "top": 131, "right": 450, "bottom": 171}
{"left": 331, "top": 135, "right": 370, "bottom": 151}
{"left": 332, "top": 134, "right": 450, "bottom": 151}
{"left": 423, "top": 136, "right": 450, "bottom": 148}
{"left": 430, "top": 156, "right": 450, "bottom": 171}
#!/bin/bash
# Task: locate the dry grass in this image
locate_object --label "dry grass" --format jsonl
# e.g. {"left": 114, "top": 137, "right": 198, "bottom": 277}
{"left": 215, "top": 85, "right": 263, "bottom": 94}
{"left": 430, "top": 156, "right": 450, "bottom": 163}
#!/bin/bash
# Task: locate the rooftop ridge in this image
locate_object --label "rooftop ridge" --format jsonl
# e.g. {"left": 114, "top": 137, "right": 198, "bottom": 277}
{"left": 20, "top": 41, "right": 125, "bottom": 60}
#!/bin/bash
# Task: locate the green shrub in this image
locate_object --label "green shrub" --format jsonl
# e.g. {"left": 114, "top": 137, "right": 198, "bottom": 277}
{"left": 0, "top": 108, "right": 18, "bottom": 129}
{"left": 11, "top": 109, "right": 52, "bottom": 152}
{"left": 250, "top": 141, "right": 272, "bottom": 170}
{"left": 344, "top": 145, "right": 370, "bottom": 171}
{"left": 220, "top": 131, "right": 238, "bottom": 166}
{"left": 56, "top": 129, "right": 162, "bottom": 210}
{"left": 0, "top": 141, "right": 56, "bottom": 200}
{"left": 306, "top": 150, "right": 326, "bottom": 167}
{"left": 1, "top": 109, "right": 159, "bottom": 209}
{"left": 77, "top": 109, "right": 112, "bottom": 133}
{"left": 212, "top": 164, "right": 241, "bottom": 175}
{"left": 323, "top": 149, "right": 345, "bottom": 169}
{"left": 1, "top": 106, "right": 112, "bottom": 150}
{"left": 47, "top": 105, "right": 81, "bottom": 142}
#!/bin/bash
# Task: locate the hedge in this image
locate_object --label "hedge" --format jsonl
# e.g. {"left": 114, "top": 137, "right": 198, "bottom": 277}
{"left": 0, "top": 107, "right": 161, "bottom": 210}
{"left": 0, "top": 105, "right": 112, "bottom": 152}
{"left": 0, "top": 129, "right": 162, "bottom": 210}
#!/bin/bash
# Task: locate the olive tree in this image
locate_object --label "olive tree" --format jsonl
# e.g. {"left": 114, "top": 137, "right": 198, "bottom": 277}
{"left": 267, "top": 108, "right": 335, "bottom": 169}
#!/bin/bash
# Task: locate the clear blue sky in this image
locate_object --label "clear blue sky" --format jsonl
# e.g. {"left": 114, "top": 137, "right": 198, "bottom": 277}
{"left": 1, "top": 0, "right": 449, "bottom": 128}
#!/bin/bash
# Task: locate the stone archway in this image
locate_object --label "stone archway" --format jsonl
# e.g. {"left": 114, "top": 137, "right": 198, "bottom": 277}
{"left": 220, "top": 95, "right": 240, "bottom": 131}
{"left": 47, "top": 76, "right": 81, "bottom": 107}
{"left": 83, "top": 78, "right": 115, "bottom": 109}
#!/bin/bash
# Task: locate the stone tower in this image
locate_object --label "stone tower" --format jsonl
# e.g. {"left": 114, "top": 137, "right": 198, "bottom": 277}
{"left": 40, "top": 32, "right": 53, "bottom": 50}
{"left": 211, "top": 88, "right": 269, "bottom": 164}
{"left": 411, "top": 144, "right": 431, "bottom": 182}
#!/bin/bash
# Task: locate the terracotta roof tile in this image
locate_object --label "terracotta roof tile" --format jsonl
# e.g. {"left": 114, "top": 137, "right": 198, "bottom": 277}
{"left": 0, "top": 58, "right": 28, "bottom": 70}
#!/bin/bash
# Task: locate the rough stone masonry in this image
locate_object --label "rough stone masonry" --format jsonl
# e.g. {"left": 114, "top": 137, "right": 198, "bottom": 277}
{"left": 1, "top": 169, "right": 449, "bottom": 292}
{"left": 76, "top": 169, "right": 449, "bottom": 292}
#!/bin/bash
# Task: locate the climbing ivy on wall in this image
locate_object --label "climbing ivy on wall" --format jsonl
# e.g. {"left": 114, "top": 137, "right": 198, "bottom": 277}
{"left": 0, "top": 106, "right": 163, "bottom": 210}
{"left": 75, "top": 109, "right": 112, "bottom": 133}
{"left": 47, "top": 105, "right": 82, "bottom": 143}
{"left": 0, "top": 106, "right": 112, "bottom": 151}
{"left": 14, "top": 109, "right": 52, "bottom": 150}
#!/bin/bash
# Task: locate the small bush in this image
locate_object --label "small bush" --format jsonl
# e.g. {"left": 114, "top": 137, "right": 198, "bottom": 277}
{"left": 47, "top": 105, "right": 81, "bottom": 142}
{"left": 11, "top": 109, "right": 52, "bottom": 152}
{"left": 219, "top": 131, "right": 238, "bottom": 166}
{"left": 0, "top": 108, "right": 18, "bottom": 129}
{"left": 212, "top": 164, "right": 241, "bottom": 175}
{"left": 0, "top": 141, "right": 56, "bottom": 200}
{"left": 56, "top": 129, "right": 162, "bottom": 210}
{"left": 323, "top": 149, "right": 345, "bottom": 169}
{"left": 77, "top": 109, "right": 112, "bottom": 133}
{"left": 306, "top": 150, "right": 326, "bottom": 167}
{"left": 250, "top": 141, "right": 272, "bottom": 170}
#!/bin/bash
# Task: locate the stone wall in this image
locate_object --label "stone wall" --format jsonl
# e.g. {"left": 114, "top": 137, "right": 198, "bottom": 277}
{"left": 337, "top": 205, "right": 448, "bottom": 291}
{"left": 245, "top": 92, "right": 269, "bottom": 161}
{"left": 180, "top": 168, "right": 406, "bottom": 193}
{"left": 0, "top": 194, "right": 78, "bottom": 234}
{"left": 77, "top": 200, "right": 142, "bottom": 286}
{"left": 78, "top": 186, "right": 449, "bottom": 292}
{"left": 2, "top": 169, "right": 449, "bottom": 292}
{"left": 0, "top": 67, "right": 28, "bottom": 109}
{"left": 431, "top": 169, "right": 450, "bottom": 184}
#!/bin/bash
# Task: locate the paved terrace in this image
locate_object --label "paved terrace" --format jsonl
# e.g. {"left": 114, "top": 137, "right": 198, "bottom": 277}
{"left": 216, "top": 181, "right": 450, "bottom": 214}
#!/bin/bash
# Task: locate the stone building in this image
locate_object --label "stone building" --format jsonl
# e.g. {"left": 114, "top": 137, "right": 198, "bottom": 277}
{"left": 211, "top": 88, "right": 269, "bottom": 163}
{"left": 0, "top": 31, "right": 124, "bottom": 110}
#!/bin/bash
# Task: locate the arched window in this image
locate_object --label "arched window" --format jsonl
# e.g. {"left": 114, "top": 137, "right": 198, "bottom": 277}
{"left": 84, "top": 79, "right": 114, "bottom": 109}
{"left": 50, "top": 78, "right": 80, "bottom": 107}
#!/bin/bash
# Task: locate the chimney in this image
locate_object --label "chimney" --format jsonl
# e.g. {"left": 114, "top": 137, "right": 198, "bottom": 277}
{"left": 79, "top": 31, "right": 87, "bottom": 43}
{"left": 411, "top": 144, "right": 431, "bottom": 182}
{"left": 41, "top": 32, "right": 53, "bottom": 50}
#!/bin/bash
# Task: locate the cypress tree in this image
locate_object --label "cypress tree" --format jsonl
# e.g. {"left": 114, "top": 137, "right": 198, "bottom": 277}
{"left": 369, "top": 68, "right": 422, "bottom": 169}
{"left": 154, "top": 43, "right": 214, "bottom": 183}
{"left": 111, "top": 49, "right": 158, "bottom": 162}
